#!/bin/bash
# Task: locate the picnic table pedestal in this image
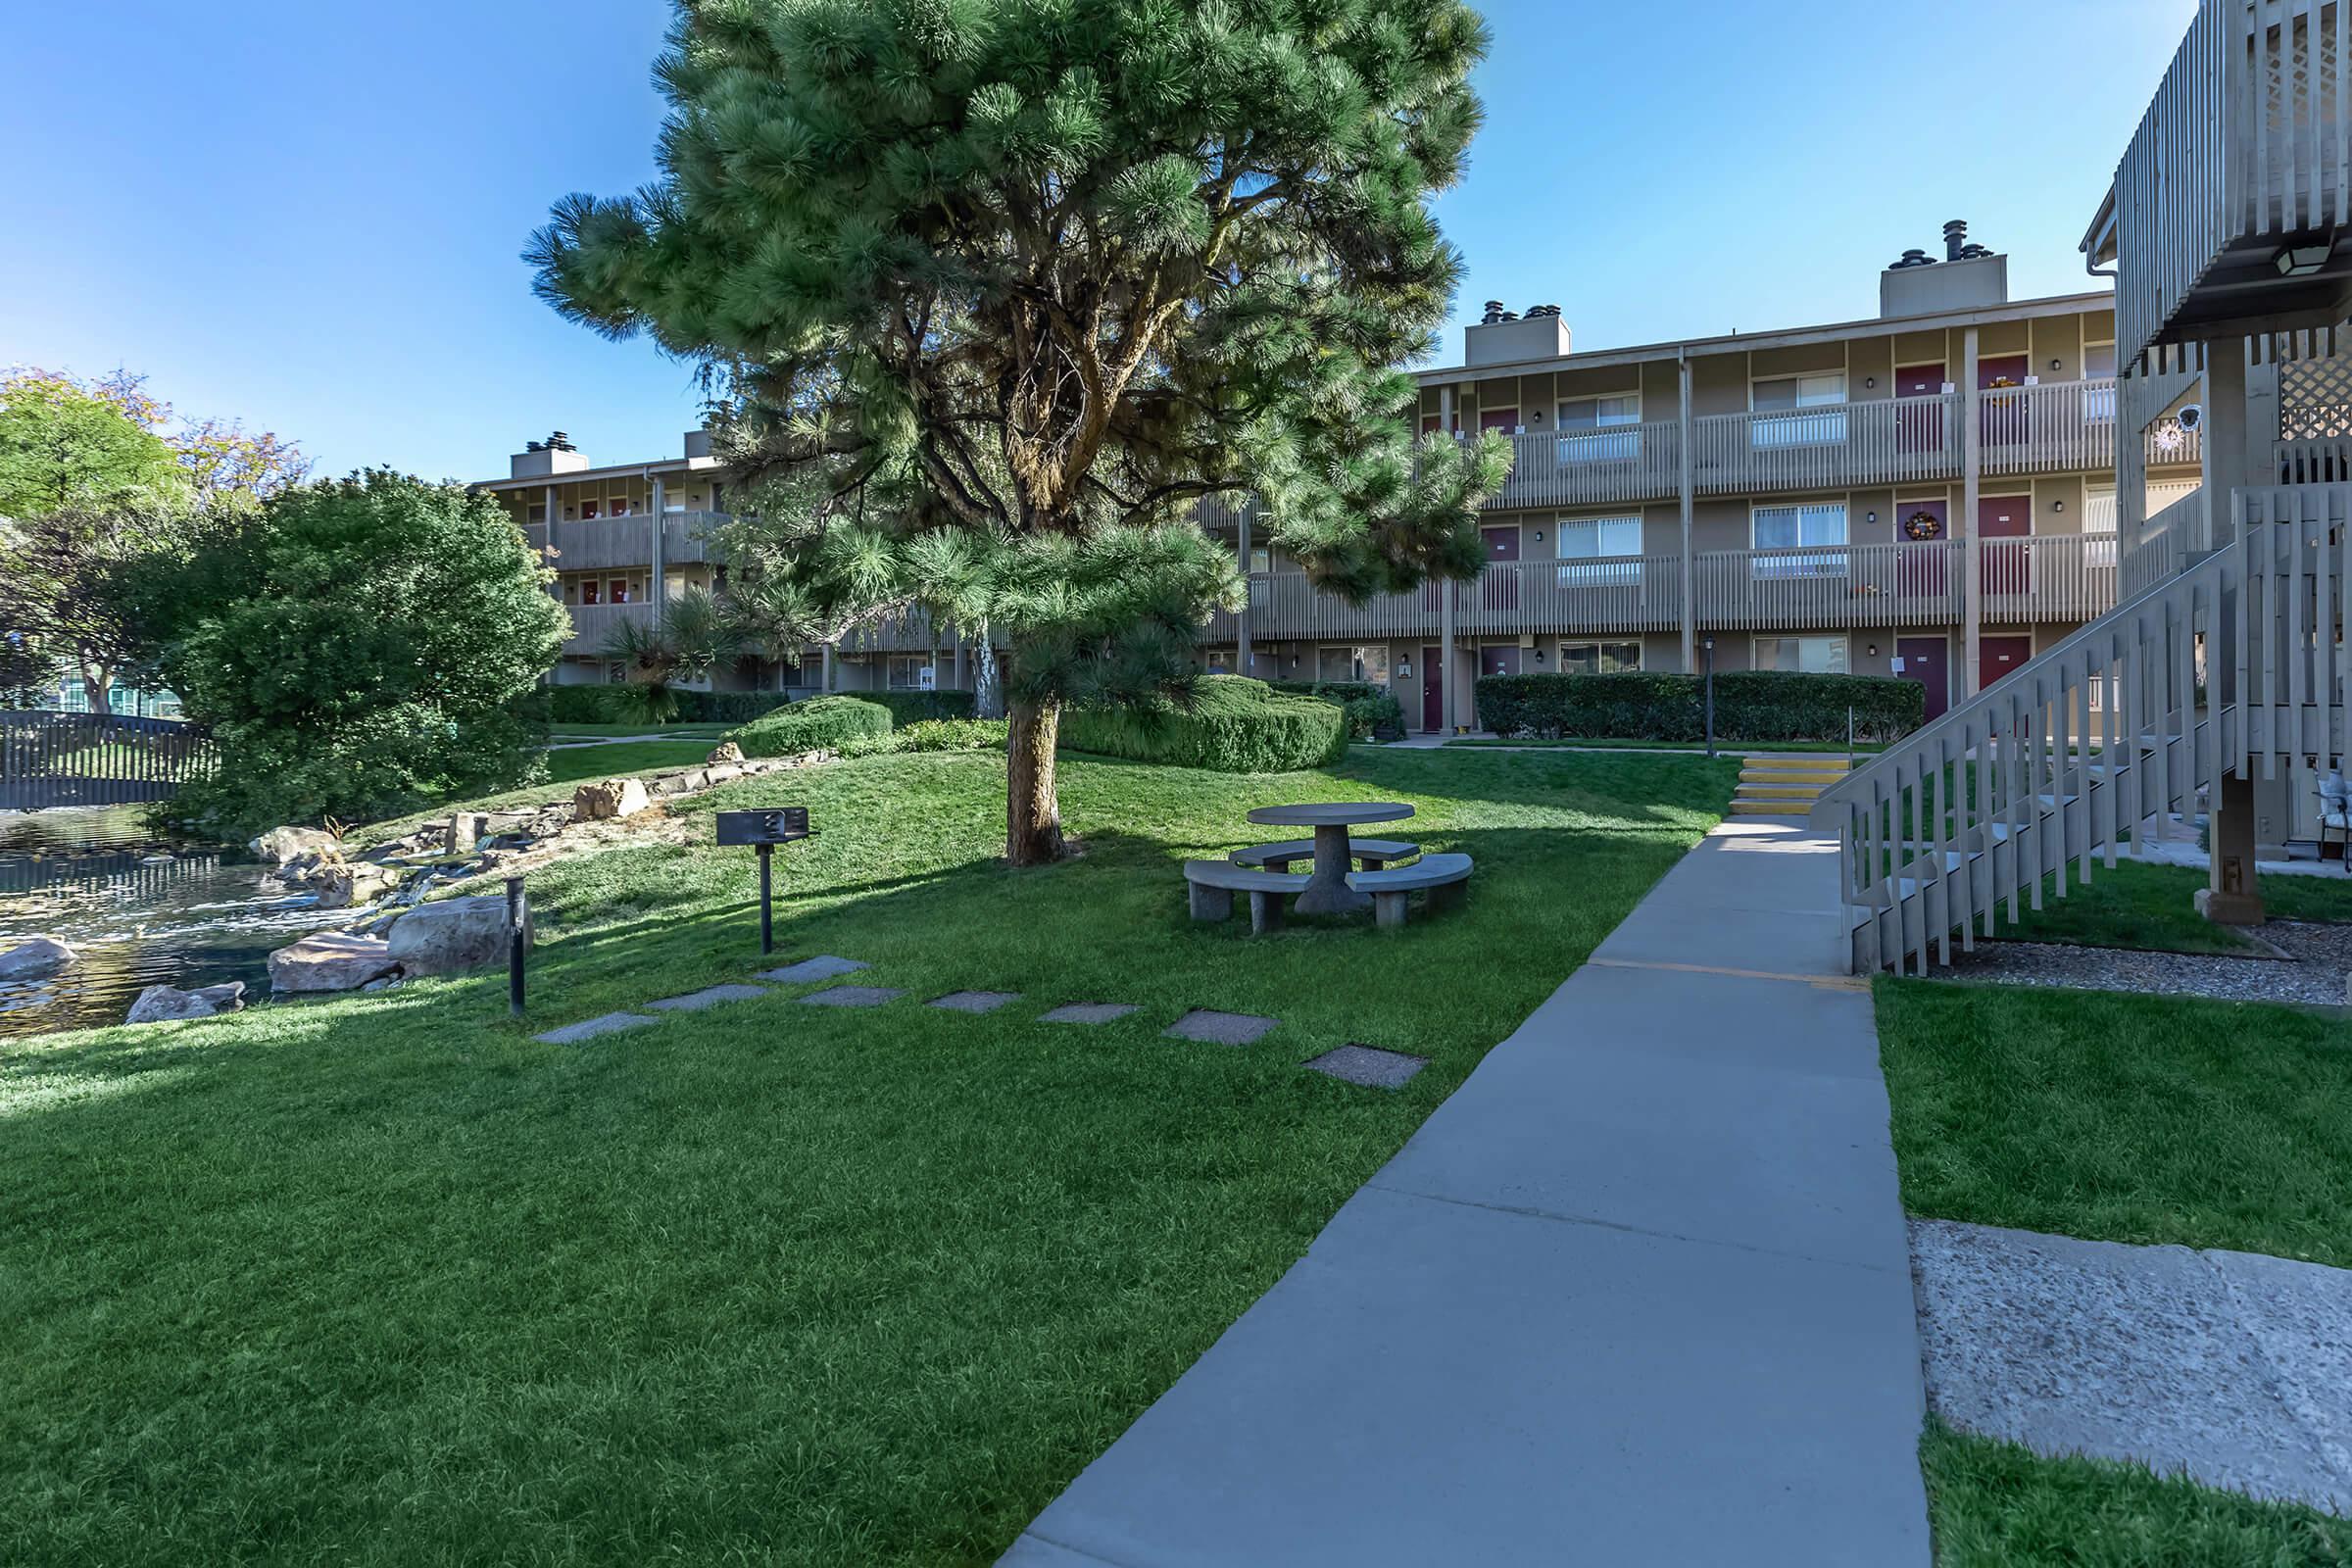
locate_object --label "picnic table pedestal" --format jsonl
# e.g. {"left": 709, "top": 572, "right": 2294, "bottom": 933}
{"left": 1245, "top": 802, "right": 1415, "bottom": 917}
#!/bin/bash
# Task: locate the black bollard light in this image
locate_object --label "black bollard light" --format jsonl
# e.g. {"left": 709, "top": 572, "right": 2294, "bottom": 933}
{"left": 506, "top": 875, "right": 527, "bottom": 1017}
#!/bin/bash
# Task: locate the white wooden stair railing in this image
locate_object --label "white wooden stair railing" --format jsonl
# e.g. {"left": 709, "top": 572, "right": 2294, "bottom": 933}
{"left": 1810, "top": 484, "right": 2351, "bottom": 974}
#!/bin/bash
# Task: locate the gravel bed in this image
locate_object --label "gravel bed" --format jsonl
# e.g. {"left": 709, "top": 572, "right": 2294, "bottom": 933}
{"left": 1943, "top": 923, "right": 2350, "bottom": 1005}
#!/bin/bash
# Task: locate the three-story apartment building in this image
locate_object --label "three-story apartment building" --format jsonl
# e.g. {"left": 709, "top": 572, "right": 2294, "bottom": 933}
{"left": 478, "top": 224, "right": 2205, "bottom": 731}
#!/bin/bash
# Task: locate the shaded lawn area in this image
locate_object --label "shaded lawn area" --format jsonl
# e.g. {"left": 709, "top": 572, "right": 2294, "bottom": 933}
{"left": 1877, "top": 978, "right": 2352, "bottom": 1266}
{"left": 1923, "top": 1422, "right": 2352, "bottom": 1567}
{"left": 0, "top": 745, "right": 1733, "bottom": 1567}
{"left": 549, "top": 721, "right": 735, "bottom": 741}
{"left": 1984, "top": 858, "right": 2352, "bottom": 956}
{"left": 538, "top": 737, "right": 718, "bottom": 786}
{"left": 1447, "top": 736, "right": 1882, "bottom": 755}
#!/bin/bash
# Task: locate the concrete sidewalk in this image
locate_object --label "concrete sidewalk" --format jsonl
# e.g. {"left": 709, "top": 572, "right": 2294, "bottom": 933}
{"left": 1002, "top": 816, "right": 1929, "bottom": 1567}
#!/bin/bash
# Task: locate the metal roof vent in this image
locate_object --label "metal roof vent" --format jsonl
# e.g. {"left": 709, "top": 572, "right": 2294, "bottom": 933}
{"left": 1889, "top": 248, "right": 1936, "bottom": 270}
{"left": 1481, "top": 300, "right": 1507, "bottom": 324}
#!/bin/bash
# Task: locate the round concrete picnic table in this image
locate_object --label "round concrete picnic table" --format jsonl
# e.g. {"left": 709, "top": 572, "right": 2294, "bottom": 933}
{"left": 1245, "top": 801, "right": 1415, "bottom": 915}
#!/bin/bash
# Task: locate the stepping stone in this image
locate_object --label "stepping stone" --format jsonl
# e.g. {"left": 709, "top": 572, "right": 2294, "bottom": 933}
{"left": 1304, "top": 1044, "right": 1430, "bottom": 1089}
{"left": 928, "top": 990, "right": 1021, "bottom": 1013}
{"left": 646, "top": 983, "right": 772, "bottom": 1012}
{"left": 758, "top": 956, "right": 870, "bottom": 984}
{"left": 1040, "top": 1003, "right": 1139, "bottom": 1025}
{"left": 800, "top": 985, "right": 906, "bottom": 1007}
{"left": 1165, "top": 1008, "right": 1279, "bottom": 1046}
{"left": 535, "top": 1011, "right": 660, "bottom": 1045}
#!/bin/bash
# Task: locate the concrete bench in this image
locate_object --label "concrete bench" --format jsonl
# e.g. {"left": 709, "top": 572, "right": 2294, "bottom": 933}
{"left": 1184, "top": 860, "right": 1318, "bottom": 935}
{"left": 1230, "top": 838, "right": 1418, "bottom": 872}
{"left": 1348, "top": 853, "right": 1474, "bottom": 929}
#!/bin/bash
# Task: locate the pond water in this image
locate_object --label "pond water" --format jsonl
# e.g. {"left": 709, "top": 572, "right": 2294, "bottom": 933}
{"left": 0, "top": 807, "right": 352, "bottom": 1039}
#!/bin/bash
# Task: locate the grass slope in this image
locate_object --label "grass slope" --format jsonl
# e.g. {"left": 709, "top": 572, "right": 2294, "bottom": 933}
{"left": 0, "top": 746, "right": 1732, "bottom": 1566}
{"left": 1985, "top": 858, "right": 2352, "bottom": 956}
{"left": 1878, "top": 978, "right": 2352, "bottom": 1266}
{"left": 540, "top": 739, "right": 718, "bottom": 786}
{"left": 1923, "top": 1422, "right": 2352, "bottom": 1566}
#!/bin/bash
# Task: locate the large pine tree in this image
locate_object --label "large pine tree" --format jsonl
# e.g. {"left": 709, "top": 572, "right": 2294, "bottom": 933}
{"left": 531, "top": 0, "right": 1506, "bottom": 862}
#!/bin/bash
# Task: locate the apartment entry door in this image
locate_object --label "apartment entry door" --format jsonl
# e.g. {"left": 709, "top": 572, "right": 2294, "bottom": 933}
{"left": 1895, "top": 499, "right": 1949, "bottom": 605}
{"left": 1895, "top": 637, "right": 1949, "bottom": 723}
{"left": 1979, "top": 495, "right": 2032, "bottom": 599}
{"left": 1979, "top": 634, "right": 2033, "bottom": 692}
{"left": 1980, "top": 354, "right": 2033, "bottom": 448}
{"left": 1421, "top": 645, "right": 1445, "bottom": 732}
{"left": 1482, "top": 525, "right": 1521, "bottom": 612}
{"left": 1896, "top": 362, "right": 1946, "bottom": 453}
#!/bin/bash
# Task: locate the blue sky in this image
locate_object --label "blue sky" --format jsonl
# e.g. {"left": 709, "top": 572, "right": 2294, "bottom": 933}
{"left": 3, "top": 0, "right": 2194, "bottom": 482}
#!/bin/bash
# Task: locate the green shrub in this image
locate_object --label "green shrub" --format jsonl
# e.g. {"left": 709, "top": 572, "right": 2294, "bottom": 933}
{"left": 1264, "top": 679, "right": 1400, "bottom": 739}
{"left": 864, "top": 689, "right": 977, "bottom": 724}
{"left": 1476, "top": 671, "right": 1922, "bottom": 744}
{"left": 838, "top": 718, "right": 1007, "bottom": 758}
{"left": 674, "top": 689, "right": 798, "bottom": 724}
{"left": 1059, "top": 675, "right": 1348, "bottom": 772}
{"left": 727, "top": 696, "right": 893, "bottom": 758}
{"left": 1264, "top": 679, "right": 1384, "bottom": 705}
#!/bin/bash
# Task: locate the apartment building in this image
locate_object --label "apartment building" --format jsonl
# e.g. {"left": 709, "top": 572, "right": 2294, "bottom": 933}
{"left": 478, "top": 224, "right": 2203, "bottom": 726}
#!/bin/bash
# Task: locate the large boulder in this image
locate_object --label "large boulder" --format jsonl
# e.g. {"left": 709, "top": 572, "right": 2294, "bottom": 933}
{"left": 386, "top": 895, "right": 530, "bottom": 978}
{"left": 126, "top": 981, "right": 246, "bottom": 1025}
{"left": 270, "top": 932, "right": 399, "bottom": 993}
{"left": 308, "top": 862, "right": 400, "bottom": 910}
{"left": 706, "top": 741, "right": 745, "bottom": 765}
{"left": 572, "top": 777, "right": 650, "bottom": 820}
{"left": 252, "top": 825, "right": 341, "bottom": 867}
{"left": 0, "top": 936, "right": 75, "bottom": 981}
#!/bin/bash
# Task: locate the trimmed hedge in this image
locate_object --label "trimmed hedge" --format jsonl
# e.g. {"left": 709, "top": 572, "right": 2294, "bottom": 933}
{"left": 839, "top": 717, "right": 1008, "bottom": 758}
{"left": 864, "top": 689, "right": 977, "bottom": 724}
{"left": 1265, "top": 679, "right": 1401, "bottom": 740}
{"left": 727, "top": 696, "right": 894, "bottom": 758}
{"left": 1477, "top": 671, "right": 1924, "bottom": 744}
{"left": 1059, "top": 675, "right": 1348, "bottom": 772}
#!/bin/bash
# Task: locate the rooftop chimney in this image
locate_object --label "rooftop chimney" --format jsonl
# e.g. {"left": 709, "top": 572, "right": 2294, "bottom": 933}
{"left": 510, "top": 429, "right": 591, "bottom": 480}
{"left": 1943, "top": 219, "right": 1970, "bottom": 262}
{"left": 1464, "top": 302, "right": 1571, "bottom": 367}
{"left": 1882, "top": 220, "right": 2007, "bottom": 318}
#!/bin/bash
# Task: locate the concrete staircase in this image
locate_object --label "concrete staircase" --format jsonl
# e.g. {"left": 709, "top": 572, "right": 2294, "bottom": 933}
{"left": 1731, "top": 755, "right": 1850, "bottom": 816}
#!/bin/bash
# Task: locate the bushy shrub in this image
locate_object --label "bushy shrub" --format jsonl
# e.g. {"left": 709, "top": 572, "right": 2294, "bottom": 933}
{"left": 1059, "top": 675, "right": 1348, "bottom": 772}
{"left": 673, "top": 688, "right": 797, "bottom": 724}
{"left": 1264, "top": 679, "right": 1400, "bottom": 740}
{"left": 727, "top": 695, "right": 893, "bottom": 758}
{"left": 1476, "top": 670, "right": 1923, "bottom": 745}
{"left": 863, "top": 689, "right": 977, "bottom": 724}
{"left": 838, "top": 718, "right": 1008, "bottom": 758}
{"left": 546, "top": 685, "right": 613, "bottom": 724}
{"left": 1264, "top": 679, "right": 1384, "bottom": 705}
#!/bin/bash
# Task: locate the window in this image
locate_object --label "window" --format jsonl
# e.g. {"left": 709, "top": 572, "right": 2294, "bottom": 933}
{"left": 1248, "top": 546, "right": 1272, "bottom": 574}
{"left": 1755, "top": 636, "right": 1849, "bottom": 674}
{"left": 607, "top": 663, "right": 627, "bottom": 685}
{"left": 1317, "top": 645, "right": 1392, "bottom": 686}
{"left": 2084, "top": 482, "right": 2119, "bottom": 568}
{"left": 887, "top": 655, "right": 932, "bottom": 691}
{"left": 1205, "top": 648, "right": 1232, "bottom": 673}
{"left": 1555, "top": 394, "right": 1642, "bottom": 463}
{"left": 1556, "top": 515, "right": 1644, "bottom": 586}
{"left": 526, "top": 502, "right": 547, "bottom": 524}
{"left": 2083, "top": 342, "right": 2118, "bottom": 420}
{"left": 1751, "top": 503, "right": 1848, "bottom": 577}
{"left": 1750, "top": 373, "right": 1848, "bottom": 448}
{"left": 1559, "top": 640, "right": 1642, "bottom": 675}
{"left": 1478, "top": 405, "right": 1520, "bottom": 433}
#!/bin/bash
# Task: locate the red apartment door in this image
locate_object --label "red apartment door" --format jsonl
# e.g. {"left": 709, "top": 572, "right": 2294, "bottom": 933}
{"left": 1421, "top": 645, "right": 1445, "bottom": 732}
{"left": 1979, "top": 634, "right": 2033, "bottom": 692}
{"left": 1896, "top": 499, "right": 1949, "bottom": 604}
{"left": 1482, "top": 525, "right": 1521, "bottom": 612}
{"left": 1896, "top": 637, "right": 1949, "bottom": 723}
{"left": 1979, "top": 495, "right": 2032, "bottom": 600}
{"left": 1896, "top": 363, "right": 1946, "bottom": 454}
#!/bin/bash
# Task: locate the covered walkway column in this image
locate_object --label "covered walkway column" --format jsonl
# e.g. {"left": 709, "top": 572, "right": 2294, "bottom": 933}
{"left": 1961, "top": 327, "right": 1983, "bottom": 695}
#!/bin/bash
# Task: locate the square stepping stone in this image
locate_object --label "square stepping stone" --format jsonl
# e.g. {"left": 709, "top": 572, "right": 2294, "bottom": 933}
{"left": 1304, "top": 1044, "right": 1430, "bottom": 1089}
{"left": 1165, "top": 1008, "right": 1279, "bottom": 1046}
{"left": 646, "top": 983, "right": 773, "bottom": 1012}
{"left": 800, "top": 985, "right": 906, "bottom": 1007}
{"left": 1040, "top": 1003, "right": 1139, "bottom": 1025}
{"left": 535, "top": 1011, "right": 659, "bottom": 1045}
{"left": 928, "top": 990, "right": 1021, "bottom": 1014}
{"left": 758, "top": 956, "right": 870, "bottom": 984}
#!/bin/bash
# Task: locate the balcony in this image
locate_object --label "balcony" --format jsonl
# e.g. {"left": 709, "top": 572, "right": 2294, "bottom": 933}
{"left": 524, "top": 512, "right": 730, "bottom": 572}
{"left": 561, "top": 600, "right": 656, "bottom": 656}
{"left": 2095, "top": 0, "right": 2352, "bottom": 364}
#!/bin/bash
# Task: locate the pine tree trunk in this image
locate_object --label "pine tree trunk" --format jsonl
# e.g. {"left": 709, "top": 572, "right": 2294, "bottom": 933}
{"left": 1005, "top": 696, "right": 1066, "bottom": 865}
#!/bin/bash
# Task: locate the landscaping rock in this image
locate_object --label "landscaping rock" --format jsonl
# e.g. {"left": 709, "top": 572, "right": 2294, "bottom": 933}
{"left": 270, "top": 932, "right": 399, "bottom": 993}
{"left": 646, "top": 983, "right": 772, "bottom": 1012}
{"left": 1304, "top": 1044, "right": 1429, "bottom": 1089}
{"left": 928, "top": 990, "right": 1021, "bottom": 1013}
{"left": 701, "top": 763, "right": 743, "bottom": 785}
{"left": 0, "top": 935, "right": 75, "bottom": 981}
{"left": 572, "top": 777, "right": 650, "bottom": 820}
{"left": 309, "top": 861, "right": 400, "bottom": 909}
{"left": 253, "top": 825, "right": 340, "bottom": 867}
{"left": 536, "top": 1011, "right": 659, "bottom": 1045}
{"left": 800, "top": 985, "right": 906, "bottom": 1007}
{"left": 1040, "top": 1003, "right": 1139, "bottom": 1025}
{"left": 125, "top": 981, "right": 246, "bottom": 1024}
{"left": 707, "top": 741, "right": 745, "bottom": 765}
{"left": 386, "top": 895, "right": 527, "bottom": 978}
{"left": 758, "top": 956, "right": 870, "bottom": 984}
{"left": 1165, "top": 1008, "right": 1279, "bottom": 1046}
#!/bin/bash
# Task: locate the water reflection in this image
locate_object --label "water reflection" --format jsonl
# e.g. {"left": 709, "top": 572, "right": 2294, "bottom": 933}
{"left": 0, "top": 808, "right": 352, "bottom": 1038}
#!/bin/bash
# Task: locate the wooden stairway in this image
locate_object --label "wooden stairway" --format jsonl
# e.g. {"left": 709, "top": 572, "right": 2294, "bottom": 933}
{"left": 1730, "top": 755, "right": 1850, "bottom": 815}
{"left": 1809, "top": 485, "right": 2348, "bottom": 974}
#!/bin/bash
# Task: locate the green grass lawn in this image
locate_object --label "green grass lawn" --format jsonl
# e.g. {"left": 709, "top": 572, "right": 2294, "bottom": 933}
{"left": 550, "top": 721, "right": 736, "bottom": 741}
{"left": 0, "top": 745, "right": 1732, "bottom": 1566}
{"left": 1923, "top": 1422, "right": 2352, "bottom": 1566}
{"left": 1447, "top": 736, "right": 1883, "bottom": 755}
{"left": 1878, "top": 978, "right": 2352, "bottom": 1266}
{"left": 538, "top": 738, "right": 719, "bottom": 787}
{"left": 1982, "top": 858, "right": 2352, "bottom": 956}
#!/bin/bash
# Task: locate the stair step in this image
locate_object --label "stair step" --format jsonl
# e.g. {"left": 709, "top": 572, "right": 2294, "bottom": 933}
{"left": 1730, "top": 800, "right": 1813, "bottom": 815}
{"left": 1743, "top": 755, "right": 1849, "bottom": 772}
{"left": 1737, "top": 784, "right": 1827, "bottom": 800}
{"left": 1739, "top": 769, "right": 1844, "bottom": 785}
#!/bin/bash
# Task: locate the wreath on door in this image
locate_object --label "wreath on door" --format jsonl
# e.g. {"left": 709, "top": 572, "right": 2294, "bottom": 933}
{"left": 1903, "top": 509, "right": 1945, "bottom": 541}
{"left": 1984, "top": 375, "right": 2021, "bottom": 390}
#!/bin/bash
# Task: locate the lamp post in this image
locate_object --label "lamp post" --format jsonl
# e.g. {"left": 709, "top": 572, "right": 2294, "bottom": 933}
{"left": 1702, "top": 636, "right": 1717, "bottom": 760}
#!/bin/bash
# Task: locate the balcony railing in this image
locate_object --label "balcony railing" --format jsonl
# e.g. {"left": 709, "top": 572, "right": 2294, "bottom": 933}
{"left": 561, "top": 600, "right": 656, "bottom": 656}
{"left": 1689, "top": 542, "right": 1962, "bottom": 629}
{"left": 525, "top": 512, "right": 730, "bottom": 572}
{"left": 1486, "top": 419, "right": 1683, "bottom": 508}
{"left": 1977, "top": 534, "right": 2124, "bottom": 624}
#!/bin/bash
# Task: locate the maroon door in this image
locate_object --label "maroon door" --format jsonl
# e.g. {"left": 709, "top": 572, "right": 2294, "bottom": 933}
{"left": 1481, "top": 645, "right": 1521, "bottom": 677}
{"left": 1895, "top": 499, "right": 1949, "bottom": 605}
{"left": 1896, "top": 363, "right": 1946, "bottom": 454}
{"left": 1421, "top": 645, "right": 1445, "bottom": 732}
{"left": 1979, "top": 495, "right": 2032, "bottom": 599}
{"left": 1482, "top": 525, "right": 1521, "bottom": 612}
{"left": 1896, "top": 637, "right": 1949, "bottom": 723}
{"left": 1979, "top": 634, "right": 2033, "bottom": 692}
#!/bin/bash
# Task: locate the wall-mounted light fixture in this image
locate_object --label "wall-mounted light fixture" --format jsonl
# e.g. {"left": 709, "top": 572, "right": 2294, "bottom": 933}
{"left": 1397, "top": 658, "right": 1412, "bottom": 678}
{"left": 1866, "top": 511, "right": 1880, "bottom": 525}
{"left": 2050, "top": 359, "right": 2063, "bottom": 372}
{"left": 1866, "top": 642, "right": 1880, "bottom": 659}
{"left": 1534, "top": 530, "right": 1544, "bottom": 543}
{"left": 1865, "top": 376, "right": 1877, "bottom": 389}
{"left": 1535, "top": 649, "right": 1547, "bottom": 664}
{"left": 2052, "top": 499, "right": 2066, "bottom": 514}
